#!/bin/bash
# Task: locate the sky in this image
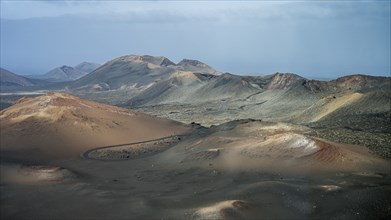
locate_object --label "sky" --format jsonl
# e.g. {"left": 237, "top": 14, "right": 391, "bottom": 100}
{"left": 0, "top": 0, "right": 390, "bottom": 79}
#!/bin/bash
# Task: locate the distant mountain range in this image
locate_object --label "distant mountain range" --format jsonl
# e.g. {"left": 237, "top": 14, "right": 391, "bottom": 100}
{"left": 67, "top": 55, "right": 221, "bottom": 92}
{"left": 1, "top": 55, "right": 390, "bottom": 109}
{"left": 29, "top": 62, "right": 101, "bottom": 82}
{"left": 0, "top": 62, "right": 101, "bottom": 88}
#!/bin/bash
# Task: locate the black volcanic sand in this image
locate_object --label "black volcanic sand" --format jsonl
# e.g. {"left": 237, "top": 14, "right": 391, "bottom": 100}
{"left": 1, "top": 155, "right": 390, "bottom": 220}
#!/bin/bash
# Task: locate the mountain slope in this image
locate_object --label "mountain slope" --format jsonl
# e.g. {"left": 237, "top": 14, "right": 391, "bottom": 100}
{"left": 292, "top": 74, "right": 391, "bottom": 124}
{"left": 0, "top": 93, "right": 190, "bottom": 161}
{"left": 0, "top": 68, "right": 47, "bottom": 87}
{"left": 30, "top": 65, "right": 88, "bottom": 82}
{"left": 303, "top": 74, "right": 391, "bottom": 93}
{"left": 127, "top": 72, "right": 307, "bottom": 107}
{"left": 128, "top": 72, "right": 261, "bottom": 106}
{"left": 1, "top": 68, "right": 35, "bottom": 87}
{"left": 127, "top": 71, "right": 209, "bottom": 106}
{"left": 26, "top": 62, "right": 100, "bottom": 83}
{"left": 264, "top": 72, "right": 305, "bottom": 89}
{"left": 74, "top": 62, "right": 100, "bottom": 73}
{"left": 177, "top": 59, "right": 221, "bottom": 75}
{"left": 191, "top": 73, "right": 260, "bottom": 100}
{"left": 69, "top": 55, "right": 177, "bottom": 92}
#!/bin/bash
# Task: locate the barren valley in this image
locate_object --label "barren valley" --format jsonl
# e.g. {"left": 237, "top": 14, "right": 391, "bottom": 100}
{"left": 1, "top": 55, "right": 390, "bottom": 219}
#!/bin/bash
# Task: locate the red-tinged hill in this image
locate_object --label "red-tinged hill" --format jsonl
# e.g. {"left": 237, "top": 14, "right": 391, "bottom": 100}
{"left": 0, "top": 92, "right": 190, "bottom": 161}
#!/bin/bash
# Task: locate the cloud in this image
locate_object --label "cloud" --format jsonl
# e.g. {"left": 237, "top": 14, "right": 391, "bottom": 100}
{"left": 1, "top": 1, "right": 389, "bottom": 77}
{"left": 2, "top": 0, "right": 388, "bottom": 22}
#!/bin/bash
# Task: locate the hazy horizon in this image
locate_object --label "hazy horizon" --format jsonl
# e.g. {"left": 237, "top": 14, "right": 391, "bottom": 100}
{"left": 1, "top": 0, "right": 390, "bottom": 79}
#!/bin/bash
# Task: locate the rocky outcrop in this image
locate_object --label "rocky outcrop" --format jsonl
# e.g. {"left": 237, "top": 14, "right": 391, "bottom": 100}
{"left": 265, "top": 73, "right": 304, "bottom": 89}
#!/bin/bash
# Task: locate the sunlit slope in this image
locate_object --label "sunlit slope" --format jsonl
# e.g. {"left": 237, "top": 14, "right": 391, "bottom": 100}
{"left": 294, "top": 90, "right": 391, "bottom": 124}
{"left": 0, "top": 93, "right": 190, "bottom": 161}
{"left": 155, "top": 120, "right": 389, "bottom": 173}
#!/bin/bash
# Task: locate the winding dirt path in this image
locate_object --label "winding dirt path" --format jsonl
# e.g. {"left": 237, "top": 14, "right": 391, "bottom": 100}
{"left": 81, "top": 135, "right": 187, "bottom": 161}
